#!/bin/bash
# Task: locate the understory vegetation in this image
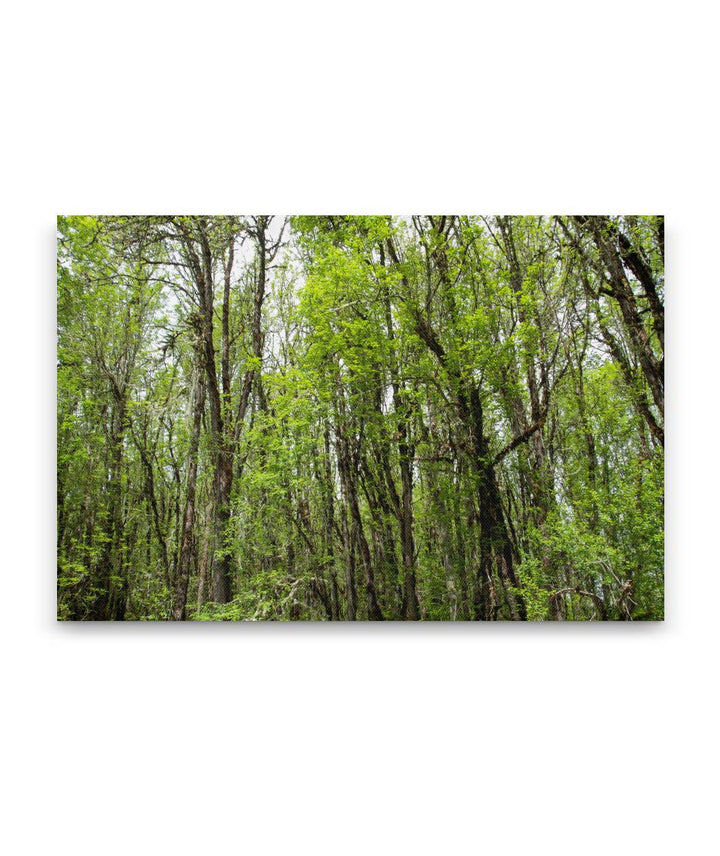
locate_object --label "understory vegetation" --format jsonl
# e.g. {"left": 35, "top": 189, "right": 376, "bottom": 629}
{"left": 57, "top": 215, "right": 664, "bottom": 620}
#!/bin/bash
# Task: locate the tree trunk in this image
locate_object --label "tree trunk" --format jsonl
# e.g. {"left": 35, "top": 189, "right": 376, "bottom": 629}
{"left": 172, "top": 371, "right": 205, "bottom": 620}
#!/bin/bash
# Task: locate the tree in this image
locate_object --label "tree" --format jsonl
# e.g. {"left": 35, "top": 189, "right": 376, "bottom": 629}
{"left": 57, "top": 215, "right": 664, "bottom": 621}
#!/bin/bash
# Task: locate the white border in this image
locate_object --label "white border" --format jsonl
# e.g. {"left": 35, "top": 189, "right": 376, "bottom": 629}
{"left": 2, "top": 2, "right": 716, "bottom": 854}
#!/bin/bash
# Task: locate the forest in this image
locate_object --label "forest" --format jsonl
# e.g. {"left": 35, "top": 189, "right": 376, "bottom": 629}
{"left": 56, "top": 215, "right": 664, "bottom": 621}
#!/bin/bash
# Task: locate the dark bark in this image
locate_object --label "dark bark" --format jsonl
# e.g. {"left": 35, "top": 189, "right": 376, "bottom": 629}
{"left": 337, "top": 436, "right": 357, "bottom": 621}
{"left": 388, "top": 232, "right": 526, "bottom": 620}
{"left": 172, "top": 371, "right": 205, "bottom": 620}
{"left": 576, "top": 216, "right": 664, "bottom": 417}
{"left": 497, "top": 216, "right": 554, "bottom": 520}
{"left": 135, "top": 432, "right": 170, "bottom": 588}
{"left": 321, "top": 427, "right": 340, "bottom": 620}
{"left": 379, "top": 250, "right": 419, "bottom": 619}
{"left": 559, "top": 217, "right": 664, "bottom": 448}
{"left": 617, "top": 226, "right": 664, "bottom": 351}
{"left": 91, "top": 399, "right": 127, "bottom": 620}
{"left": 335, "top": 417, "right": 383, "bottom": 621}
{"left": 176, "top": 217, "right": 265, "bottom": 605}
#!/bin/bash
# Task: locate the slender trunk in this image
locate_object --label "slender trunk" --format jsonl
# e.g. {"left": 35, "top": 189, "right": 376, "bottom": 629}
{"left": 337, "top": 447, "right": 357, "bottom": 621}
{"left": 579, "top": 216, "right": 664, "bottom": 416}
{"left": 497, "top": 216, "right": 553, "bottom": 522}
{"left": 93, "top": 399, "right": 127, "bottom": 620}
{"left": 617, "top": 225, "right": 664, "bottom": 351}
{"left": 335, "top": 419, "right": 383, "bottom": 620}
{"left": 468, "top": 385, "right": 525, "bottom": 620}
{"left": 321, "top": 427, "right": 340, "bottom": 620}
{"left": 398, "top": 447, "right": 419, "bottom": 619}
{"left": 379, "top": 259, "right": 420, "bottom": 620}
{"left": 172, "top": 371, "right": 205, "bottom": 620}
{"left": 196, "top": 520, "right": 211, "bottom": 608}
{"left": 210, "top": 449, "right": 234, "bottom": 603}
{"left": 138, "top": 440, "right": 170, "bottom": 588}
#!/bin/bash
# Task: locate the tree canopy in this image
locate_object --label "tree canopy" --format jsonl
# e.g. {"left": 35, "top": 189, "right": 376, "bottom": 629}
{"left": 57, "top": 214, "right": 664, "bottom": 620}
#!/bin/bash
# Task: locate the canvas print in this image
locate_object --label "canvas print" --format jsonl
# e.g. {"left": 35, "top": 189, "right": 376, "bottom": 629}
{"left": 57, "top": 216, "right": 664, "bottom": 621}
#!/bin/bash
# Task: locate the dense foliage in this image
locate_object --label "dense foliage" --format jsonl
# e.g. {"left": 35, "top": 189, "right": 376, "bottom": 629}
{"left": 57, "top": 215, "right": 664, "bottom": 620}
